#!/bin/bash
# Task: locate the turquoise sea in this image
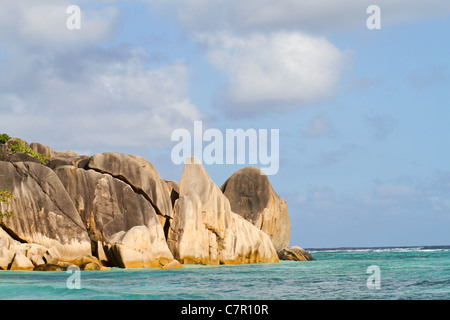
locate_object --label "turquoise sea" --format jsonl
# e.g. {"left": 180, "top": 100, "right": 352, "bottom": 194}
{"left": 0, "top": 246, "right": 449, "bottom": 300}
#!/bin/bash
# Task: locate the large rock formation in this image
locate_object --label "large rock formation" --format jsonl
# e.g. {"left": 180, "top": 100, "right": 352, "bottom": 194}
{"left": 220, "top": 166, "right": 291, "bottom": 251}
{"left": 55, "top": 165, "right": 179, "bottom": 268}
{"left": 1, "top": 136, "right": 310, "bottom": 271}
{"left": 0, "top": 161, "right": 91, "bottom": 261}
{"left": 167, "top": 158, "right": 279, "bottom": 265}
{"left": 0, "top": 139, "right": 181, "bottom": 270}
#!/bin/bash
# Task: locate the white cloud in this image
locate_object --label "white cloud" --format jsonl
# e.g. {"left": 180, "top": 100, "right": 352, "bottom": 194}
{"left": 0, "top": 1, "right": 119, "bottom": 46}
{"left": 197, "top": 32, "right": 349, "bottom": 115}
{"left": 147, "top": 0, "right": 450, "bottom": 34}
{"left": 0, "top": 48, "right": 201, "bottom": 149}
{"left": 0, "top": 2, "right": 202, "bottom": 150}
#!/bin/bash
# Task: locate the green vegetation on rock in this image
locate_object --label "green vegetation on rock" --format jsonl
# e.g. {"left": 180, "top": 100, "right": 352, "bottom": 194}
{"left": 0, "top": 188, "right": 14, "bottom": 218}
{"left": 0, "top": 133, "right": 11, "bottom": 144}
{"left": 8, "top": 139, "right": 50, "bottom": 164}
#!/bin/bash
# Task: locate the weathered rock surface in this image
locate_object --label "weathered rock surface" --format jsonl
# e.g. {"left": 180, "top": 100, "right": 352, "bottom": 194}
{"left": 86, "top": 153, "right": 173, "bottom": 220}
{"left": 28, "top": 141, "right": 89, "bottom": 170}
{"left": 0, "top": 152, "right": 41, "bottom": 164}
{"left": 0, "top": 144, "right": 7, "bottom": 158}
{"left": 10, "top": 252, "right": 35, "bottom": 271}
{"left": 0, "top": 161, "right": 92, "bottom": 261}
{"left": 0, "top": 247, "right": 15, "bottom": 270}
{"left": 167, "top": 157, "right": 279, "bottom": 265}
{"left": 71, "top": 254, "right": 103, "bottom": 270}
{"left": 55, "top": 165, "right": 179, "bottom": 268}
{"left": 33, "top": 264, "right": 67, "bottom": 271}
{"left": 0, "top": 228, "right": 40, "bottom": 269}
{"left": 104, "top": 226, "right": 181, "bottom": 269}
{"left": 30, "top": 142, "right": 80, "bottom": 159}
{"left": 220, "top": 167, "right": 291, "bottom": 251}
{"left": 46, "top": 155, "right": 90, "bottom": 171}
{"left": 29, "top": 142, "right": 53, "bottom": 158}
{"left": 33, "top": 255, "right": 106, "bottom": 271}
{"left": 277, "top": 246, "right": 315, "bottom": 261}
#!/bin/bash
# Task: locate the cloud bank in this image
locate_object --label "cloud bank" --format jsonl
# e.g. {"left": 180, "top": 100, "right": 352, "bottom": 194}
{"left": 0, "top": 1, "right": 202, "bottom": 150}
{"left": 148, "top": 0, "right": 450, "bottom": 34}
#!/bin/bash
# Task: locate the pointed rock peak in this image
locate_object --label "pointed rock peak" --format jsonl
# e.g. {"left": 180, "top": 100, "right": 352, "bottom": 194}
{"left": 180, "top": 156, "right": 216, "bottom": 200}
{"left": 185, "top": 156, "right": 202, "bottom": 165}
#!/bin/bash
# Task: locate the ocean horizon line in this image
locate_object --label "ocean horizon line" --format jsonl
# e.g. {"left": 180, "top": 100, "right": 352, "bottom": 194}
{"left": 305, "top": 244, "right": 450, "bottom": 252}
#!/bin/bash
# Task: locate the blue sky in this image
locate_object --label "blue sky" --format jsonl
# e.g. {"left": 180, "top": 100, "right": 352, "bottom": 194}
{"left": 1, "top": 1, "right": 449, "bottom": 248}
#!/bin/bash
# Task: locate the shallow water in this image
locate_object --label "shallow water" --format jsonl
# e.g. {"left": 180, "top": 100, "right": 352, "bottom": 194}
{"left": 1, "top": 246, "right": 449, "bottom": 300}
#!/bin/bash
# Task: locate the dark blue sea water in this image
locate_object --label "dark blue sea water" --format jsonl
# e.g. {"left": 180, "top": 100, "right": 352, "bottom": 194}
{"left": 0, "top": 246, "right": 449, "bottom": 300}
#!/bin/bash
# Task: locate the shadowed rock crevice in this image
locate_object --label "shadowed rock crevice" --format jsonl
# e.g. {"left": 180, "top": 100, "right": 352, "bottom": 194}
{"left": 165, "top": 180, "right": 180, "bottom": 207}
{"left": 163, "top": 218, "right": 171, "bottom": 241}
{"left": 86, "top": 153, "right": 174, "bottom": 219}
{"left": 0, "top": 224, "right": 27, "bottom": 244}
{"left": 86, "top": 168, "right": 165, "bottom": 217}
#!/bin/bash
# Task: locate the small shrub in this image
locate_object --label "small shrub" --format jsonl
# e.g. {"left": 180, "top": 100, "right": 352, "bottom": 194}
{"left": 0, "top": 133, "right": 11, "bottom": 144}
{"left": 0, "top": 188, "right": 14, "bottom": 218}
{"left": 8, "top": 139, "right": 50, "bottom": 164}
